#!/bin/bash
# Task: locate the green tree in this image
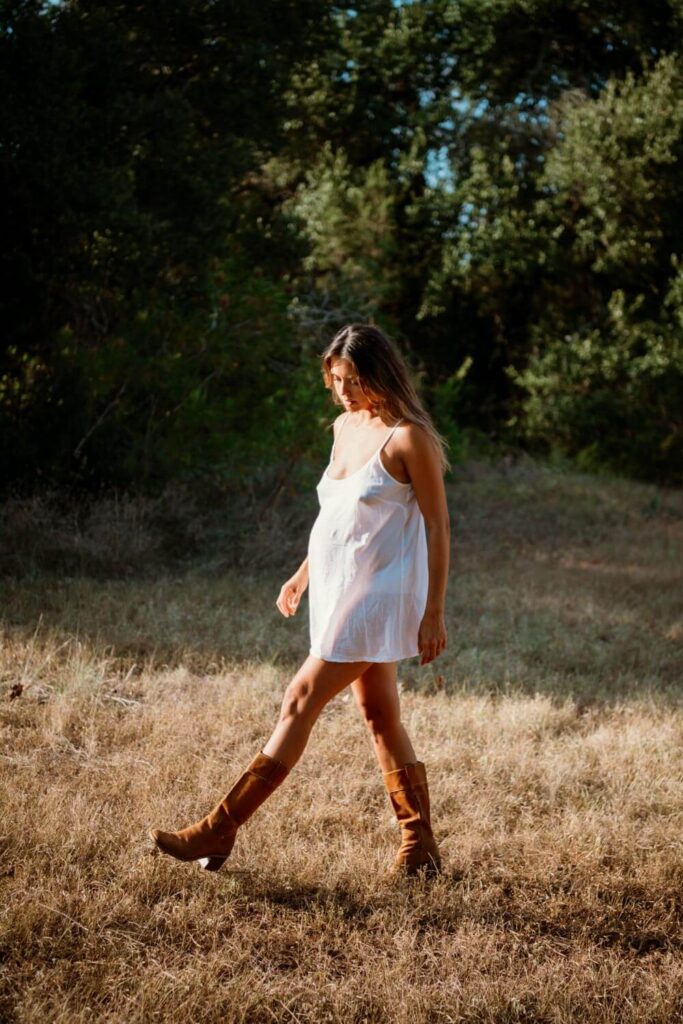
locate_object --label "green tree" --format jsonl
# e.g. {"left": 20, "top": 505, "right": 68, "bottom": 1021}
{"left": 1, "top": 0, "right": 332, "bottom": 490}
{"left": 511, "top": 53, "right": 683, "bottom": 481}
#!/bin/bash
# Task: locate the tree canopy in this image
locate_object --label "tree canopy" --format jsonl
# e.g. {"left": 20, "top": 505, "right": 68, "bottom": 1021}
{"left": 2, "top": 0, "right": 682, "bottom": 493}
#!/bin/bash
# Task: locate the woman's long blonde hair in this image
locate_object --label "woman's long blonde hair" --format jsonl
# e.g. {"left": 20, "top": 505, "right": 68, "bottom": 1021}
{"left": 320, "top": 323, "right": 452, "bottom": 476}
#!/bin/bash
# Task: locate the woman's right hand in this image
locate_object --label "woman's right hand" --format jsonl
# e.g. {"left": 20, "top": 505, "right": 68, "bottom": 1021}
{"left": 276, "top": 570, "right": 308, "bottom": 618}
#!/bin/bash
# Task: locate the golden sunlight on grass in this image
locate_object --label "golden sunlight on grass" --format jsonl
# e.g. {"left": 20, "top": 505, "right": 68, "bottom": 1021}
{"left": 1, "top": 460, "right": 683, "bottom": 1022}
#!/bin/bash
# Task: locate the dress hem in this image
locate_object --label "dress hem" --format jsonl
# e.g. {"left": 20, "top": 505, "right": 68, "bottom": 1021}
{"left": 309, "top": 648, "right": 419, "bottom": 664}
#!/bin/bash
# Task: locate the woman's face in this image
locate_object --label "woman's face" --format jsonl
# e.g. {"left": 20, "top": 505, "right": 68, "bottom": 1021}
{"left": 329, "top": 357, "right": 375, "bottom": 412}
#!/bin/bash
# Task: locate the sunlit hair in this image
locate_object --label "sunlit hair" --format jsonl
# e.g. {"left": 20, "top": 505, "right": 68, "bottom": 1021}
{"left": 320, "top": 323, "right": 452, "bottom": 475}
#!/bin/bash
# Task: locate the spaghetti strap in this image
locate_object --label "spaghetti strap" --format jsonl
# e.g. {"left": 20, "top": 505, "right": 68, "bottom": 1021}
{"left": 378, "top": 417, "right": 403, "bottom": 454}
{"left": 331, "top": 413, "right": 402, "bottom": 464}
{"left": 330, "top": 412, "right": 350, "bottom": 461}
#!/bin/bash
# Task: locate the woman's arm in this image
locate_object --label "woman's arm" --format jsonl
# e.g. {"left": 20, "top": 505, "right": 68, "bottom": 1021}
{"left": 296, "top": 555, "right": 309, "bottom": 582}
{"left": 400, "top": 423, "right": 451, "bottom": 662}
{"left": 401, "top": 423, "right": 451, "bottom": 598}
{"left": 423, "top": 519, "right": 450, "bottom": 613}
{"left": 293, "top": 414, "right": 344, "bottom": 586}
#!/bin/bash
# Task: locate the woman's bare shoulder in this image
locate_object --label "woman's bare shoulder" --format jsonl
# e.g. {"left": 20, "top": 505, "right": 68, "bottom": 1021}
{"left": 396, "top": 420, "right": 441, "bottom": 466}
{"left": 397, "top": 419, "right": 432, "bottom": 447}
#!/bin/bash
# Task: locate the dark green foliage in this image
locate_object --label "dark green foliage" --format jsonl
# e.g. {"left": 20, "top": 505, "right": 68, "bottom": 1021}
{"left": 2, "top": 0, "right": 683, "bottom": 494}
{"left": 510, "top": 55, "right": 683, "bottom": 482}
{"left": 1, "top": 0, "right": 332, "bottom": 493}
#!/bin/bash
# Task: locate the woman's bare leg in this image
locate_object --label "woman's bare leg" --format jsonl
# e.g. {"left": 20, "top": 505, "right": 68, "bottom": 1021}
{"left": 350, "top": 662, "right": 417, "bottom": 771}
{"left": 262, "top": 654, "right": 372, "bottom": 769}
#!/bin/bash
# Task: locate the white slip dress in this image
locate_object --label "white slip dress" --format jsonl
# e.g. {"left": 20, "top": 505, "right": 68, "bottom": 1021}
{"left": 307, "top": 413, "right": 429, "bottom": 663}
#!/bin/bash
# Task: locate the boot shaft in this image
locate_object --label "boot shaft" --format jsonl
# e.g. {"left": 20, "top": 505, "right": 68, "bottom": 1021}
{"left": 382, "top": 759, "right": 442, "bottom": 875}
{"left": 210, "top": 750, "right": 291, "bottom": 829}
{"left": 382, "top": 760, "right": 433, "bottom": 832}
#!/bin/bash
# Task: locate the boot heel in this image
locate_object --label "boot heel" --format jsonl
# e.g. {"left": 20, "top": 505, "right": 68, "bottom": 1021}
{"left": 199, "top": 855, "right": 227, "bottom": 871}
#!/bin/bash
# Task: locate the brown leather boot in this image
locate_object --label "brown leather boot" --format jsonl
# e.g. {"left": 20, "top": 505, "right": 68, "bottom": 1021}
{"left": 149, "top": 750, "right": 290, "bottom": 871}
{"left": 382, "top": 760, "right": 442, "bottom": 877}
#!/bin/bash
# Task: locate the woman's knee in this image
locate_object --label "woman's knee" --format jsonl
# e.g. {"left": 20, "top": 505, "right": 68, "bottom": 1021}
{"left": 280, "top": 676, "right": 320, "bottom": 724}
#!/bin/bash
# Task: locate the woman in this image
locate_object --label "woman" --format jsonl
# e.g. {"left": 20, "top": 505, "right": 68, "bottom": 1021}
{"left": 150, "top": 324, "right": 451, "bottom": 877}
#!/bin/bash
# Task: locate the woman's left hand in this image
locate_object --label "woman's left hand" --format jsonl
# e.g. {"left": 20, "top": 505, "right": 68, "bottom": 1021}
{"left": 417, "top": 608, "right": 448, "bottom": 665}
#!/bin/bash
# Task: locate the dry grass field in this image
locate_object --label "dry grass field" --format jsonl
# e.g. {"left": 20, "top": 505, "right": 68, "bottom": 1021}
{"left": 2, "top": 458, "right": 683, "bottom": 1023}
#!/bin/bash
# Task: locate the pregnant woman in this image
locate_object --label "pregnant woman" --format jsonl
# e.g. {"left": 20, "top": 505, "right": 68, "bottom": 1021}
{"left": 150, "top": 323, "right": 451, "bottom": 877}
